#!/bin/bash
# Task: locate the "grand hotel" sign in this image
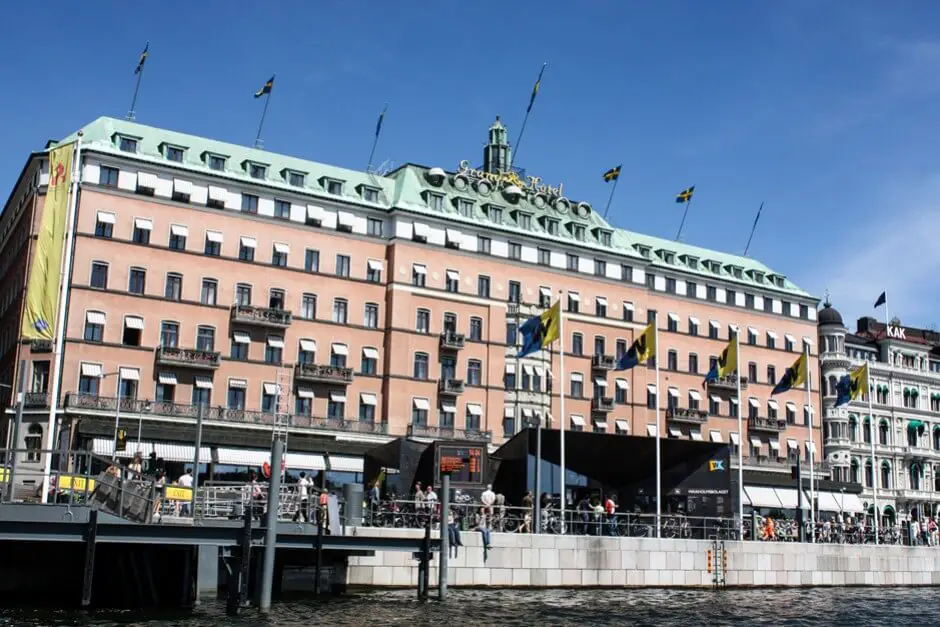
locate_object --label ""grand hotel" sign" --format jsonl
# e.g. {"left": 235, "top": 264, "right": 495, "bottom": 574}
{"left": 456, "top": 160, "right": 564, "bottom": 202}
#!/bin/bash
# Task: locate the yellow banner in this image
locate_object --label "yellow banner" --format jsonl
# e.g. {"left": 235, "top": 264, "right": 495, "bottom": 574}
{"left": 22, "top": 143, "right": 73, "bottom": 339}
{"left": 165, "top": 486, "right": 192, "bottom": 501}
{"left": 56, "top": 474, "right": 95, "bottom": 492}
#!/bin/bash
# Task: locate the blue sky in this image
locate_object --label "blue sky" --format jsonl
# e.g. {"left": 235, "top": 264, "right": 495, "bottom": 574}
{"left": 2, "top": 1, "right": 940, "bottom": 328}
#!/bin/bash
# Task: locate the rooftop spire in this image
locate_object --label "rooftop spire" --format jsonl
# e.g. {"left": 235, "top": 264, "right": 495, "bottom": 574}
{"left": 483, "top": 115, "right": 511, "bottom": 173}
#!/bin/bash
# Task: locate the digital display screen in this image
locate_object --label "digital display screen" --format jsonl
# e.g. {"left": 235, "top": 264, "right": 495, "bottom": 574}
{"left": 438, "top": 445, "right": 483, "bottom": 484}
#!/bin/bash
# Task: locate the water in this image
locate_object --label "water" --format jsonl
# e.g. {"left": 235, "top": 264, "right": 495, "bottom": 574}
{"left": 0, "top": 587, "right": 933, "bottom": 626}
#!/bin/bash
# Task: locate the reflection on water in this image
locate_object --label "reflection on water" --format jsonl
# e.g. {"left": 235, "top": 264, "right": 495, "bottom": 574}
{"left": 0, "top": 587, "right": 933, "bottom": 626}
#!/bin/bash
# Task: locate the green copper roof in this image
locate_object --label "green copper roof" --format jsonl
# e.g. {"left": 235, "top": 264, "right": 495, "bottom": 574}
{"left": 60, "top": 116, "right": 811, "bottom": 300}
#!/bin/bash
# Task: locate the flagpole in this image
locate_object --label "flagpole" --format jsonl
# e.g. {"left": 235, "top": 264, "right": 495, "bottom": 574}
{"left": 735, "top": 330, "right": 744, "bottom": 539}
{"left": 40, "top": 132, "right": 84, "bottom": 503}
{"left": 602, "top": 174, "right": 621, "bottom": 220}
{"left": 509, "top": 62, "right": 546, "bottom": 171}
{"left": 367, "top": 103, "right": 387, "bottom": 172}
{"left": 653, "top": 315, "right": 662, "bottom": 538}
{"left": 867, "top": 363, "right": 879, "bottom": 544}
{"left": 805, "top": 341, "right": 816, "bottom": 542}
{"left": 558, "top": 289, "right": 566, "bottom": 532}
{"left": 882, "top": 291, "right": 890, "bottom": 331}
{"left": 255, "top": 77, "right": 275, "bottom": 149}
{"left": 743, "top": 201, "right": 764, "bottom": 256}
{"left": 675, "top": 197, "right": 694, "bottom": 241}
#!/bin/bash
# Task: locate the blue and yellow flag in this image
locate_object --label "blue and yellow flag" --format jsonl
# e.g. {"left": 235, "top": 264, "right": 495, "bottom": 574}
{"left": 526, "top": 63, "right": 546, "bottom": 114}
{"left": 771, "top": 353, "right": 808, "bottom": 395}
{"left": 616, "top": 323, "right": 656, "bottom": 370}
{"left": 517, "top": 300, "right": 561, "bottom": 358}
{"left": 835, "top": 362, "right": 868, "bottom": 407}
{"left": 603, "top": 165, "right": 622, "bottom": 183}
{"left": 676, "top": 186, "right": 695, "bottom": 203}
{"left": 22, "top": 143, "right": 73, "bottom": 340}
{"left": 135, "top": 43, "right": 149, "bottom": 75}
{"left": 703, "top": 337, "right": 737, "bottom": 386}
{"left": 255, "top": 75, "right": 275, "bottom": 98}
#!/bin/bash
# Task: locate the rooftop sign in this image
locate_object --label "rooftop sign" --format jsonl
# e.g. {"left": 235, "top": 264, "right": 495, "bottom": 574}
{"left": 457, "top": 160, "right": 564, "bottom": 203}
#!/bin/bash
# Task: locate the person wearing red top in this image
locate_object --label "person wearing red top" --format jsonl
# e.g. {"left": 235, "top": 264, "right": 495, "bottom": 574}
{"left": 604, "top": 495, "right": 617, "bottom": 536}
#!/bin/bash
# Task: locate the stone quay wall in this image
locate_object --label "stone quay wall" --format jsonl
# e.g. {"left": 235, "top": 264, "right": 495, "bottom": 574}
{"left": 345, "top": 527, "right": 940, "bottom": 588}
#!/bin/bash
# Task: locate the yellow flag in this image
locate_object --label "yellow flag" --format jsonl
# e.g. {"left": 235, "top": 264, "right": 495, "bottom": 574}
{"left": 849, "top": 362, "right": 869, "bottom": 400}
{"left": 539, "top": 300, "right": 561, "bottom": 348}
{"left": 716, "top": 338, "right": 737, "bottom": 378}
{"left": 22, "top": 143, "right": 73, "bottom": 339}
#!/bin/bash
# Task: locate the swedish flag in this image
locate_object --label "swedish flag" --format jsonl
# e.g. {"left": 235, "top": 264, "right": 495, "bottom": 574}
{"left": 616, "top": 323, "right": 656, "bottom": 370}
{"left": 676, "top": 186, "right": 695, "bottom": 203}
{"left": 135, "top": 43, "right": 149, "bottom": 75}
{"left": 255, "top": 75, "right": 275, "bottom": 98}
{"left": 703, "top": 338, "right": 737, "bottom": 386}
{"left": 772, "top": 353, "right": 808, "bottom": 395}
{"left": 517, "top": 301, "right": 561, "bottom": 358}
{"left": 835, "top": 362, "right": 868, "bottom": 407}
{"left": 603, "top": 165, "right": 622, "bottom": 183}
{"left": 526, "top": 63, "right": 546, "bottom": 114}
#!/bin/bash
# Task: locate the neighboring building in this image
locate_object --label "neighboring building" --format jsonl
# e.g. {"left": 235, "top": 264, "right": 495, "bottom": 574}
{"left": 0, "top": 115, "right": 821, "bottom": 492}
{"left": 819, "top": 303, "right": 940, "bottom": 524}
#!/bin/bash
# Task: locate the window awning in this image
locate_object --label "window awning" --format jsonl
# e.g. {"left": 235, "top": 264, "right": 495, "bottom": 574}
{"left": 690, "top": 429, "right": 704, "bottom": 441}
{"left": 709, "top": 320, "right": 719, "bottom": 329}
{"left": 745, "top": 486, "right": 782, "bottom": 509}
{"left": 570, "top": 415, "right": 585, "bottom": 427}
{"left": 134, "top": 217, "right": 153, "bottom": 231}
{"left": 748, "top": 326, "right": 758, "bottom": 335}
{"left": 228, "top": 378, "right": 247, "bottom": 389}
{"left": 503, "top": 406, "right": 515, "bottom": 418}
{"left": 668, "top": 427, "right": 682, "bottom": 438}
{"left": 124, "top": 315, "right": 144, "bottom": 330}
{"left": 571, "top": 373, "right": 583, "bottom": 383}
{"left": 233, "top": 331, "right": 251, "bottom": 344}
{"left": 748, "top": 398, "right": 760, "bottom": 408}
{"left": 266, "top": 336, "right": 285, "bottom": 348}
{"left": 689, "top": 316, "right": 700, "bottom": 326}
{"left": 170, "top": 224, "right": 188, "bottom": 237}
{"left": 767, "top": 330, "right": 778, "bottom": 339}
{"left": 668, "top": 313, "right": 679, "bottom": 323}
{"left": 505, "top": 364, "right": 516, "bottom": 374}
{"left": 647, "top": 384, "right": 657, "bottom": 394}
{"left": 594, "top": 377, "right": 608, "bottom": 387}
{"left": 689, "top": 390, "right": 702, "bottom": 401}
{"left": 523, "top": 364, "right": 534, "bottom": 376}
{"left": 85, "top": 311, "right": 106, "bottom": 325}
{"left": 205, "top": 230, "right": 223, "bottom": 243}
{"left": 445, "top": 228, "right": 462, "bottom": 242}
{"left": 137, "top": 172, "right": 158, "bottom": 188}
{"left": 413, "top": 264, "right": 427, "bottom": 275}
{"left": 750, "top": 437, "right": 762, "bottom": 448}
{"left": 360, "top": 393, "right": 377, "bottom": 406}
{"left": 787, "top": 438, "right": 798, "bottom": 450}
{"left": 769, "top": 438, "right": 780, "bottom": 450}
{"left": 646, "top": 424, "right": 657, "bottom": 437}
{"left": 240, "top": 236, "right": 257, "bottom": 249}
{"left": 119, "top": 367, "right": 140, "bottom": 381}
{"left": 710, "top": 394, "right": 722, "bottom": 403}
{"left": 330, "top": 391, "right": 347, "bottom": 403}
{"left": 768, "top": 399, "right": 779, "bottom": 410}
{"left": 362, "top": 347, "right": 379, "bottom": 359}
{"left": 623, "top": 301, "right": 635, "bottom": 311}
{"left": 194, "top": 376, "right": 213, "bottom": 389}
{"left": 412, "top": 222, "right": 430, "bottom": 238}
{"left": 158, "top": 372, "right": 177, "bottom": 385}
{"left": 96, "top": 210, "right": 116, "bottom": 224}
{"left": 330, "top": 343, "right": 348, "bottom": 356}
{"left": 616, "top": 379, "right": 628, "bottom": 390}
{"left": 208, "top": 185, "right": 226, "bottom": 201}
{"left": 442, "top": 402, "right": 457, "bottom": 413}
{"left": 568, "top": 292, "right": 581, "bottom": 302}
{"left": 785, "top": 334, "right": 796, "bottom": 344}
{"left": 306, "top": 205, "right": 324, "bottom": 221}
{"left": 593, "top": 418, "right": 608, "bottom": 429}
{"left": 367, "top": 259, "right": 383, "bottom": 272}
{"left": 805, "top": 441, "right": 817, "bottom": 455}
{"left": 467, "top": 404, "right": 483, "bottom": 416}
{"left": 803, "top": 337, "right": 814, "bottom": 347}
{"left": 412, "top": 397, "right": 430, "bottom": 411}
{"left": 540, "top": 286, "right": 552, "bottom": 298}
{"left": 709, "top": 430, "right": 722, "bottom": 443}
{"left": 596, "top": 296, "right": 608, "bottom": 307}
{"left": 295, "top": 338, "right": 315, "bottom": 352}
{"left": 615, "top": 419, "right": 629, "bottom": 432}
{"left": 273, "top": 242, "right": 290, "bottom": 254}
{"left": 786, "top": 401, "right": 797, "bottom": 412}
{"left": 668, "top": 387, "right": 679, "bottom": 398}
{"left": 263, "top": 382, "right": 279, "bottom": 396}
{"left": 297, "top": 388, "right": 315, "bottom": 399}
{"left": 729, "top": 432, "right": 740, "bottom": 445}
{"left": 173, "top": 178, "right": 192, "bottom": 195}
{"left": 337, "top": 211, "right": 355, "bottom": 227}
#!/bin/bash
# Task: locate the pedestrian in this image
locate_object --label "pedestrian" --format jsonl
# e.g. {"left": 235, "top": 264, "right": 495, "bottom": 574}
{"left": 177, "top": 468, "right": 193, "bottom": 516}
{"left": 293, "top": 471, "right": 311, "bottom": 522}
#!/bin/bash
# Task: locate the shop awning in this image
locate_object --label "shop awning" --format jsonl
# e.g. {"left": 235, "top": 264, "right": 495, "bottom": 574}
{"left": 745, "top": 486, "right": 782, "bottom": 509}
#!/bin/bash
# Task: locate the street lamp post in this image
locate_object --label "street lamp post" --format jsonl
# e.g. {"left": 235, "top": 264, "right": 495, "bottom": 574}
{"left": 2, "top": 360, "right": 26, "bottom": 502}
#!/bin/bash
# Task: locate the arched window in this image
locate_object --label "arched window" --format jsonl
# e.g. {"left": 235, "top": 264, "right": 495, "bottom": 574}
{"left": 934, "top": 427, "right": 940, "bottom": 451}
{"left": 910, "top": 464, "right": 922, "bottom": 491}
{"left": 863, "top": 417, "right": 871, "bottom": 444}
{"left": 849, "top": 415, "right": 858, "bottom": 442}
{"left": 908, "top": 425, "right": 919, "bottom": 447}
{"left": 850, "top": 458, "right": 860, "bottom": 484}
{"left": 879, "top": 419, "right": 890, "bottom": 445}
{"left": 864, "top": 461, "right": 873, "bottom": 488}
{"left": 881, "top": 462, "right": 892, "bottom": 489}
{"left": 25, "top": 423, "right": 42, "bottom": 462}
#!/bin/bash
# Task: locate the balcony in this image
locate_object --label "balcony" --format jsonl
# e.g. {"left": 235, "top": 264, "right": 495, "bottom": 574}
{"left": 666, "top": 406, "right": 708, "bottom": 424}
{"left": 591, "top": 397, "right": 615, "bottom": 413}
{"left": 439, "top": 378, "right": 465, "bottom": 396}
{"left": 505, "top": 389, "right": 545, "bottom": 405}
{"left": 407, "top": 424, "right": 492, "bottom": 442}
{"left": 707, "top": 374, "right": 748, "bottom": 392}
{"left": 591, "top": 355, "right": 616, "bottom": 371}
{"left": 294, "top": 363, "right": 354, "bottom": 385}
{"left": 507, "top": 302, "right": 543, "bottom": 317}
{"left": 439, "top": 331, "right": 466, "bottom": 351}
{"left": 896, "top": 488, "right": 938, "bottom": 502}
{"left": 154, "top": 346, "right": 221, "bottom": 370}
{"left": 30, "top": 339, "right": 52, "bottom": 353}
{"left": 747, "top": 416, "right": 787, "bottom": 433}
{"left": 229, "top": 305, "right": 292, "bottom": 329}
{"left": 739, "top": 455, "right": 831, "bottom": 474}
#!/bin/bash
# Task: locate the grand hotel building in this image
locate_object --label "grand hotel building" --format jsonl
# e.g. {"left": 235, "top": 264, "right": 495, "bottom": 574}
{"left": 0, "top": 115, "right": 824, "bottom": 494}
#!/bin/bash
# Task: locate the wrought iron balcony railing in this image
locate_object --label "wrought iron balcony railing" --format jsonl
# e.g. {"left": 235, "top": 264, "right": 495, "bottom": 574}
{"left": 229, "top": 305, "right": 292, "bottom": 328}
{"left": 439, "top": 331, "right": 466, "bottom": 351}
{"left": 591, "top": 355, "right": 616, "bottom": 370}
{"left": 707, "top": 374, "right": 748, "bottom": 391}
{"left": 747, "top": 416, "right": 787, "bottom": 432}
{"left": 406, "top": 424, "right": 492, "bottom": 442}
{"left": 294, "top": 363, "right": 354, "bottom": 384}
{"left": 154, "top": 346, "right": 221, "bottom": 370}
{"left": 591, "top": 397, "right": 615, "bottom": 412}
{"left": 666, "top": 406, "right": 709, "bottom": 423}
{"left": 438, "top": 378, "right": 465, "bottom": 395}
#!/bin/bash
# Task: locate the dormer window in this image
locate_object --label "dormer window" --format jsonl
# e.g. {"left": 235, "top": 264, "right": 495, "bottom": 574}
{"left": 751, "top": 271, "right": 764, "bottom": 283}
{"left": 204, "top": 153, "right": 227, "bottom": 171}
{"left": 596, "top": 230, "right": 612, "bottom": 247}
{"left": 425, "top": 191, "right": 445, "bottom": 212}
{"left": 485, "top": 204, "right": 503, "bottom": 224}
{"left": 685, "top": 256, "right": 699, "bottom": 270}
{"left": 727, "top": 266, "right": 743, "bottom": 279}
{"left": 320, "top": 177, "right": 344, "bottom": 195}
{"left": 358, "top": 185, "right": 380, "bottom": 203}
{"left": 568, "top": 222, "right": 585, "bottom": 241}
{"left": 283, "top": 169, "right": 306, "bottom": 187}
{"left": 163, "top": 145, "right": 185, "bottom": 163}
{"left": 773, "top": 275, "right": 785, "bottom": 287}
{"left": 634, "top": 245, "right": 651, "bottom": 259}
{"left": 659, "top": 251, "right": 675, "bottom": 264}
{"left": 455, "top": 198, "right": 474, "bottom": 218}
{"left": 118, "top": 136, "right": 138, "bottom": 153}
{"left": 516, "top": 212, "right": 532, "bottom": 230}
{"left": 539, "top": 216, "right": 560, "bottom": 235}
{"left": 243, "top": 161, "right": 267, "bottom": 180}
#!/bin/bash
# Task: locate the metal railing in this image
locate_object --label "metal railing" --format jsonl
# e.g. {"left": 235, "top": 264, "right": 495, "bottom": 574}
{"left": 666, "top": 406, "right": 709, "bottom": 423}
{"left": 294, "top": 363, "right": 354, "bottom": 384}
{"left": 230, "top": 305, "right": 293, "bottom": 328}
{"left": 406, "top": 424, "right": 492, "bottom": 442}
{"left": 439, "top": 331, "right": 466, "bottom": 350}
{"left": 154, "top": 346, "right": 221, "bottom": 369}
{"left": 747, "top": 416, "right": 787, "bottom": 432}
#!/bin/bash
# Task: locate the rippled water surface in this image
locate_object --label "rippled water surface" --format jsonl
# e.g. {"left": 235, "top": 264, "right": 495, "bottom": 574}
{"left": 0, "top": 587, "right": 935, "bottom": 626}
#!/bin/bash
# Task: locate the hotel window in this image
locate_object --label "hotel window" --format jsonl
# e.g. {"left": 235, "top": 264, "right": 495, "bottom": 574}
{"left": 747, "top": 328, "right": 757, "bottom": 345}
{"left": 410, "top": 399, "right": 429, "bottom": 426}
{"left": 160, "top": 321, "right": 179, "bottom": 347}
{"left": 767, "top": 365, "right": 777, "bottom": 385}
{"left": 169, "top": 225, "right": 187, "bottom": 250}
{"left": 416, "top": 308, "right": 430, "bottom": 334}
{"left": 477, "top": 275, "right": 490, "bottom": 298}
{"left": 295, "top": 339, "right": 315, "bottom": 365}
{"left": 689, "top": 353, "right": 699, "bottom": 374}
{"left": 667, "top": 350, "right": 678, "bottom": 371}
{"left": 412, "top": 264, "right": 427, "bottom": 287}
{"left": 336, "top": 254, "right": 351, "bottom": 277}
{"left": 599, "top": 231, "right": 612, "bottom": 246}
{"left": 591, "top": 259, "right": 606, "bottom": 277}
{"left": 326, "top": 393, "right": 345, "bottom": 419}
{"left": 467, "top": 359, "right": 482, "bottom": 386}
{"left": 206, "top": 154, "right": 226, "bottom": 170}
{"left": 571, "top": 333, "right": 583, "bottom": 356}
{"left": 800, "top": 304, "right": 809, "bottom": 319}
{"left": 616, "top": 339, "right": 627, "bottom": 360}
{"left": 364, "top": 303, "right": 379, "bottom": 328}
{"left": 615, "top": 379, "right": 628, "bottom": 404}
{"left": 94, "top": 212, "right": 114, "bottom": 238}
{"left": 326, "top": 179, "right": 343, "bottom": 195}
{"left": 504, "top": 365, "right": 516, "bottom": 390}
{"left": 230, "top": 333, "right": 249, "bottom": 360}
{"left": 539, "top": 287, "right": 552, "bottom": 308}
{"left": 622, "top": 302, "right": 634, "bottom": 322}
{"left": 196, "top": 326, "right": 216, "bottom": 352}
{"left": 594, "top": 336, "right": 606, "bottom": 357}
{"left": 466, "top": 406, "right": 481, "bottom": 431}
{"left": 763, "top": 298, "right": 773, "bottom": 313}
{"left": 241, "top": 194, "right": 259, "bottom": 214}
{"left": 647, "top": 386, "right": 657, "bottom": 409}
{"left": 271, "top": 243, "right": 289, "bottom": 267}
{"left": 545, "top": 218, "right": 559, "bottom": 235}
{"left": 204, "top": 231, "right": 222, "bottom": 256}
{"left": 235, "top": 283, "right": 252, "bottom": 306}
{"left": 332, "top": 298, "right": 348, "bottom": 324}
{"left": 518, "top": 213, "right": 532, "bottom": 229}
{"left": 646, "top": 273, "right": 655, "bottom": 289}
{"left": 83, "top": 311, "right": 105, "bottom": 342}
{"left": 469, "top": 317, "right": 483, "bottom": 341}
{"left": 362, "top": 187, "right": 379, "bottom": 203}
{"left": 264, "top": 335, "right": 283, "bottom": 364}
{"left": 745, "top": 294, "right": 755, "bottom": 309}
{"left": 99, "top": 166, "right": 119, "bottom": 187}
{"left": 802, "top": 338, "right": 812, "bottom": 355}
{"left": 647, "top": 309, "right": 657, "bottom": 325}
{"left": 567, "top": 293, "right": 579, "bottom": 313}
{"left": 427, "top": 193, "right": 444, "bottom": 211}
{"left": 457, "top": 199, "right": 473, "bottom": 217}
{"left": 155, "top": 374, "right": 175, "bottom": 402}
{"left": 366, "top": 259, "right": 383, "bottom": 283}
{"left": 357, "top": 396, "right": 375, "bottom": 422}
{"left": 413, "top": 353, "right": 429, "bottom": 380}
{"left": 538, "top": 248, "right": 550, "bottom": 265}
{"left": 303, "top": 248, "right": 320, "bottom": 273}
{"left": 621, "top": 265, "right": 633, "bottom": 283}
{"left": 766, "top": 332, "right": 776, "bottom": 349}
{"left": 248, "top": 163, "right": 267, "bottom": 179}
{"left": 665, "top": 278, "right": 676, "bottom": 294}
{"left": 508, "top": 281, "right": 521, "bottom": 304}
{"left": 78, "top": 366, "right": 100, "bottom": 396}
{"left": 273, "top": 199, "right": 291, "bottom": 219}
{"left": 667, "top": 314, "right": 678, "bottom": 333}
{"left": 238, "top": 237, "right": 256, "bottom": 261}
{"left": 365, "top": 218, "right": 383, "bottom": 237}
{"left": 572, "top": 224, "right": 585, "bottom": 241}
{"left": 785, "top": 336, "right": 794, "bottom": 352}
{"left": 287, "top": 171, "right": 305, "bottom": 187}
{"left": 748, "top": 362, "right": 757, "bottom": 383}
{"left": 596, "top": 297, "right": 607, "bottom": 318}
{"left": 118, "top": 136, "right": 137, "bottom": 152}
{"left": 782, "top": 301, "right": 792, "bottom": 316}
{"left": 488, "top": 206, "right": 503, "bottom": 224}
{"left": 294, "top": 391, "right": 312, "bottom": 417}
{"left": 509, "top": 242, "right": 522, "bottom": 260}
{"left": 478, "top": 236, "right": 491, "bottom": 254}
{"left": 128, "top": 267, "right": 146, "bottom": 294}
{"left": 164, "top": 273, "right": 182, "bottom": 300}
{"left": 227, "top": 384, "right": 246, "bottom": 410}
{"left": 686, "top": 281, "right": 697, "bottom": 298}
{"left": 129, "top": 218, "right": 151, "bottom": 244}
{"left": 706, "top": 285, "right": 717, "bottom": 301}
{"left": 200, "top": 279, "right": 218, "bottom": 306}
{"left": 803, "top": 406, "right": 812, "bottom": 427}
{"left": 708, "top": 322, "right": 719, "bottom": 340}
{"left": 566, "top": 253, "right": 579, "bottom": 271}
{"left": 570, "top": 373, "right": 584, "bottom": 398}
{"left": 506, "top": 321, "right": 518, "bottom": 346}
{"left": 709, "top": 395, "right": 721, "bottom": 416}
{"left": 330, "top": 344, "right": 348, "bottom": 368}
{"left": 89, "top": 262, "right": 109, "bottom": 289}
{"left": 361, "top": 348, "right": 378, "bottom": 374}
{"left": 688, "top": 318, "right": 699, "bottom": 336}
{"left": 445, "top": 270, "right": 459, "bottom": 293}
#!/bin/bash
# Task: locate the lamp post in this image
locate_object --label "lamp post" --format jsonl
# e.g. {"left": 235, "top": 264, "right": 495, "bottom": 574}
{"left": 523, "top": 413, "right": 542, "bottom": 532}
{"left": 98, "top": 371, "right": 124, "bottom": 461}
{"left": 2, "top": 361, "right": 26, "bottom": 502}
